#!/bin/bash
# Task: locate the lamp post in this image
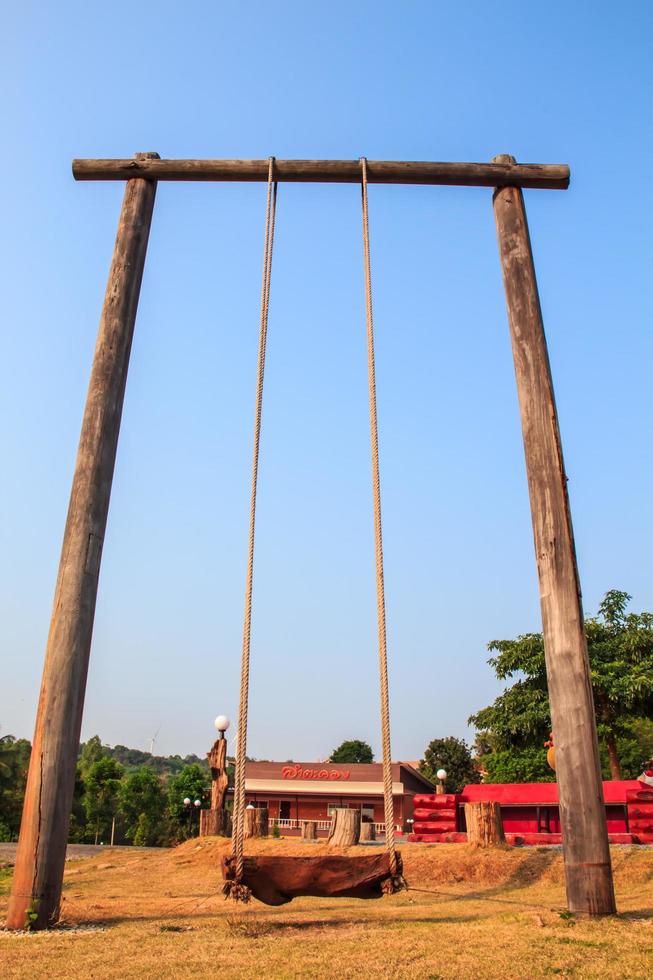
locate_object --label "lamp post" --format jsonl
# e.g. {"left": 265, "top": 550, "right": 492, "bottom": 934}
{"left": 201, "top": 715, "right": 231, "bottom": 837}
{"left": 183, "top": 797, "right": 192, "bottom": 838}
{"left": 210, "top": 716, "right": 230, "bottom": 810}
{"left": 183, "top": 797, "right": 202, "bottom": 837}
{"left": 436, "top": 768, "right": 447, "bottom": 795}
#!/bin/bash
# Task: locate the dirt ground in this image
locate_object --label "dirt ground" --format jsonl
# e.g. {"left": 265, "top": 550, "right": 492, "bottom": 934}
{"left": 1, "top": 839, "right": 652, "bottom": 979}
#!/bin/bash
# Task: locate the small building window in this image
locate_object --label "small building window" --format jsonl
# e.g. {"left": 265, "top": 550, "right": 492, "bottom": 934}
{"left": 327, "top": 803, "right": 349, "bottom": 816}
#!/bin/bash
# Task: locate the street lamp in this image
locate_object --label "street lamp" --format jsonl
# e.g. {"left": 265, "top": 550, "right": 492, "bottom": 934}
{"left": 183, "top": 797, "right": 193, "bottom": 837}
{"left": 214, "top": 715, "right": 230, "bottom": 739}
{"left": 436, "top": 768, "right": 447, "bottom": 795}
{"left": 183, "top": 797, "right": 203, "bottom": 837}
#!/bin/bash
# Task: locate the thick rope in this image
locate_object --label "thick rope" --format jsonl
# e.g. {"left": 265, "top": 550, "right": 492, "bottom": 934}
{"left": 230, "top": 158, "right": 277, "bottom": 892}
{"left": 360, "top": 158, "right": 400, "bottom": 883}
{"left": 227, "top": 157, "right": 401, "bottom": 900}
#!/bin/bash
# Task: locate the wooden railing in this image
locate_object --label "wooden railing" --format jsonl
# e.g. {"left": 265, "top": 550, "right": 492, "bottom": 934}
{"left": 270, "top": 818, "right": 390, "bottom": 834}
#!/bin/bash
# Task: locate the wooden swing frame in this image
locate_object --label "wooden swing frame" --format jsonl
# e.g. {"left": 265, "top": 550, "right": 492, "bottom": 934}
{"left": 6, "top": 154, "right": 616, "bottom": 930}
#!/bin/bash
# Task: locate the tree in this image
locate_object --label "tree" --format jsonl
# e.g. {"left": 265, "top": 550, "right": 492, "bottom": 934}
{"left": 419, "top": 737, "right": 480, "bottom": 794}
{"left": 78, "top": 735, "right": 106, "bottom": 776}
{"left": 68, "top": 765, "right": 88, "bottom": 842}
{"left": 84, "top": 757, "right": 123, "bottom": 843}
{"left": 469, "top": 590, "right": 653, "bottom": 779}
{"left": 167, "top": 764, "right": 210, "bottom": 840}
{"left": 598, "top": 717, "right": 653, "bottom": 781}
{"left": 329, "top": 739, "right": 374, "bottom": 764}
{"left": 0, "top": 735, "right": 31, "bottom": 841}
{"left": 119, "top": 767, "right": 166, "bottom": 845}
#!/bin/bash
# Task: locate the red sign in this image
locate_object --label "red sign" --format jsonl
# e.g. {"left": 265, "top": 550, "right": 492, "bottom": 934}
{"left": 282, "top": 765, "right": 351, "bottom": 781}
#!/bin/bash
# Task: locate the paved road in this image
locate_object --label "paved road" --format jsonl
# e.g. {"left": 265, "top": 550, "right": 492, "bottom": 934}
{"left": 0, "top": 843, "right": 168, "bottom": 865}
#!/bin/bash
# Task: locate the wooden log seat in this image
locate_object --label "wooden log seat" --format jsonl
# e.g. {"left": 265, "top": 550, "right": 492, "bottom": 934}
{"left": 222, "top": 852, "right": 405, "bottom": 906}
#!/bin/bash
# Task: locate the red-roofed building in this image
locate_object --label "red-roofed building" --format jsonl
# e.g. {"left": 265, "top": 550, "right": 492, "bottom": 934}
{"left": 231, "top": 760, "right": 434, "bottom": 836}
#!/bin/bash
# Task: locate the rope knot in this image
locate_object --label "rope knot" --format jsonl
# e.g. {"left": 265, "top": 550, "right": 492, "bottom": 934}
{"left": 381, "top": 853, "right": 407, "bottom": 895}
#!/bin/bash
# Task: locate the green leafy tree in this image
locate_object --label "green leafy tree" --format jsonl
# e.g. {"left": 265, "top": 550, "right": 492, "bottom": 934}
{"left": 598, "top": 717, "right": 653, "bottom": 780}
{"left": 469, "top": 590, "right": 653, "bottom": 779}
{"left": 480, "top": 722, "right": 652, "bottom": 784}
{"left": 0, "top": 735, "right": 32, "bottom": 840}
{"left": 119, "top": 767, "right": 167, "bottom": 845}
{"left": 84, "top": 757, "right": 123, "bottom": 843}
{"left": 329, "top": 739, "right": 374, "bottom": 764}
{"left": 132, "top": 813, "right": 157, "bottom": 846}
{"left": 68, "top": 765, "right": 88, "bottom": 842}
{"left": 167, "top": 764, "right": 210, "bottom": 840}
{"left": 78, "top": 735, "right": 106, "bottom": 777}
{"left": 419, "top": 737, "right": 480, "bottom": 794}
{"left": 482, "top": 748, "right": 555, "bottom": 784}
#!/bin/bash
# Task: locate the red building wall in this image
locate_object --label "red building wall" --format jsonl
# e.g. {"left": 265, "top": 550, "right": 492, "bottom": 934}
{"left": 408, "top": 780, "right": 653, "bottom": 845}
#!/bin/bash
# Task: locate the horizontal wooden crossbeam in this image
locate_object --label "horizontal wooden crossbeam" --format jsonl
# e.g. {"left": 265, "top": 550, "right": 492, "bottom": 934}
{"left": 72, "top": 157, "right": 570, "bottom": 189}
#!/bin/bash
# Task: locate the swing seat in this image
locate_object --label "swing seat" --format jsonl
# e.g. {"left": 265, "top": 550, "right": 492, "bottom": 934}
{"left": 222, "top": 852, "right": 404, "bottom": 906}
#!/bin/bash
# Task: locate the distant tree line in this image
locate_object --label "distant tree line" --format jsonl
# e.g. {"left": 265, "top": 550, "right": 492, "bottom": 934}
{"left": 0, "top": 734, "right": 221, "bottom": 845}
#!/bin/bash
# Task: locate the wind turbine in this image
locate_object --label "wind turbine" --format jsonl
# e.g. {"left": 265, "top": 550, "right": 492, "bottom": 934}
{"left": 147, "top": 728, "right": 160, "bottom": 756}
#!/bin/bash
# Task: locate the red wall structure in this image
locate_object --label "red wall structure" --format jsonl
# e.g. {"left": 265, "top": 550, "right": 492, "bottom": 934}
{"left": 408, "top": 780, "right": 653, "bottom": 846}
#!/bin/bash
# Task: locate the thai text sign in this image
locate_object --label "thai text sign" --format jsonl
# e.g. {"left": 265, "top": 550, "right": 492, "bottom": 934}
{"left": 282, "top": 765, "right": 351, "bottom": 781}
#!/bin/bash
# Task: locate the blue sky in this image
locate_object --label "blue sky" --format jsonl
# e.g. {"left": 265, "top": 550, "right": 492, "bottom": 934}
{"left": 1, "top": 2, "right": 651, "bottom": 763}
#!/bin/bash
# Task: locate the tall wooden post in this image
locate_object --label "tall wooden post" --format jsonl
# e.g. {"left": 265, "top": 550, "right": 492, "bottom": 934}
{"left": 492, "top": 155, "right": 615, "bottom": 916}
{"left": 199, "top": 733, "right": 231, "bottom": 836}
{"left": 6, "top": 153, "right": 159, "bottom": 930}
{"left": 208, "top": 735, "right": 229, "bottom": 811}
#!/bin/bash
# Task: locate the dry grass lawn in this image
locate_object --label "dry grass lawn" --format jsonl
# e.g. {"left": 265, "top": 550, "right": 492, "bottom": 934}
{"left": 1, "top": 839, "right": 652, "bottom": 978}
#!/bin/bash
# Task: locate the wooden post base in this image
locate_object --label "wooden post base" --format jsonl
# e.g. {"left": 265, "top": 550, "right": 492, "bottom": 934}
{"left": 360, "top": 822, "right": 376, "bottom": 842}
{"left": 301, "top": 820, "right": 318, "bottom": 841}
{"left": 464, "top": 802, "right": 505, "bottom": 847}
{"left": 199, "top": 809, "right": 231, "bottom": 837}
{"left": 327, "top": 808, "right": 360, "bottom": 846}
{"left": 244, "top": 807, "right": 269, "bottom": 839}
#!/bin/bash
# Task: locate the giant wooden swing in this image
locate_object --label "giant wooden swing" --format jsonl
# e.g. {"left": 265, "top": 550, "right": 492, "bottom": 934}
{"left": 7, "top": 154, "right": 617, "bottom": 930}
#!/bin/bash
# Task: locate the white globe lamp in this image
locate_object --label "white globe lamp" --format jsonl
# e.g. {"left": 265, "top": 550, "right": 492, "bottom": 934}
{"left": 215, "top": 715, "right": 230, "bottom": 734}
{"left": 436, "top": 768, "right": 447, "bottom": 781}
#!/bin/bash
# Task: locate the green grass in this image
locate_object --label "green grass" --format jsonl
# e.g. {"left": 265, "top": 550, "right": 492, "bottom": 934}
{"left": 1, "top": 841, "right": 651, "bottom": 978}
{"left": 0, "top": 866, "right": 13, "bottom": 896}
